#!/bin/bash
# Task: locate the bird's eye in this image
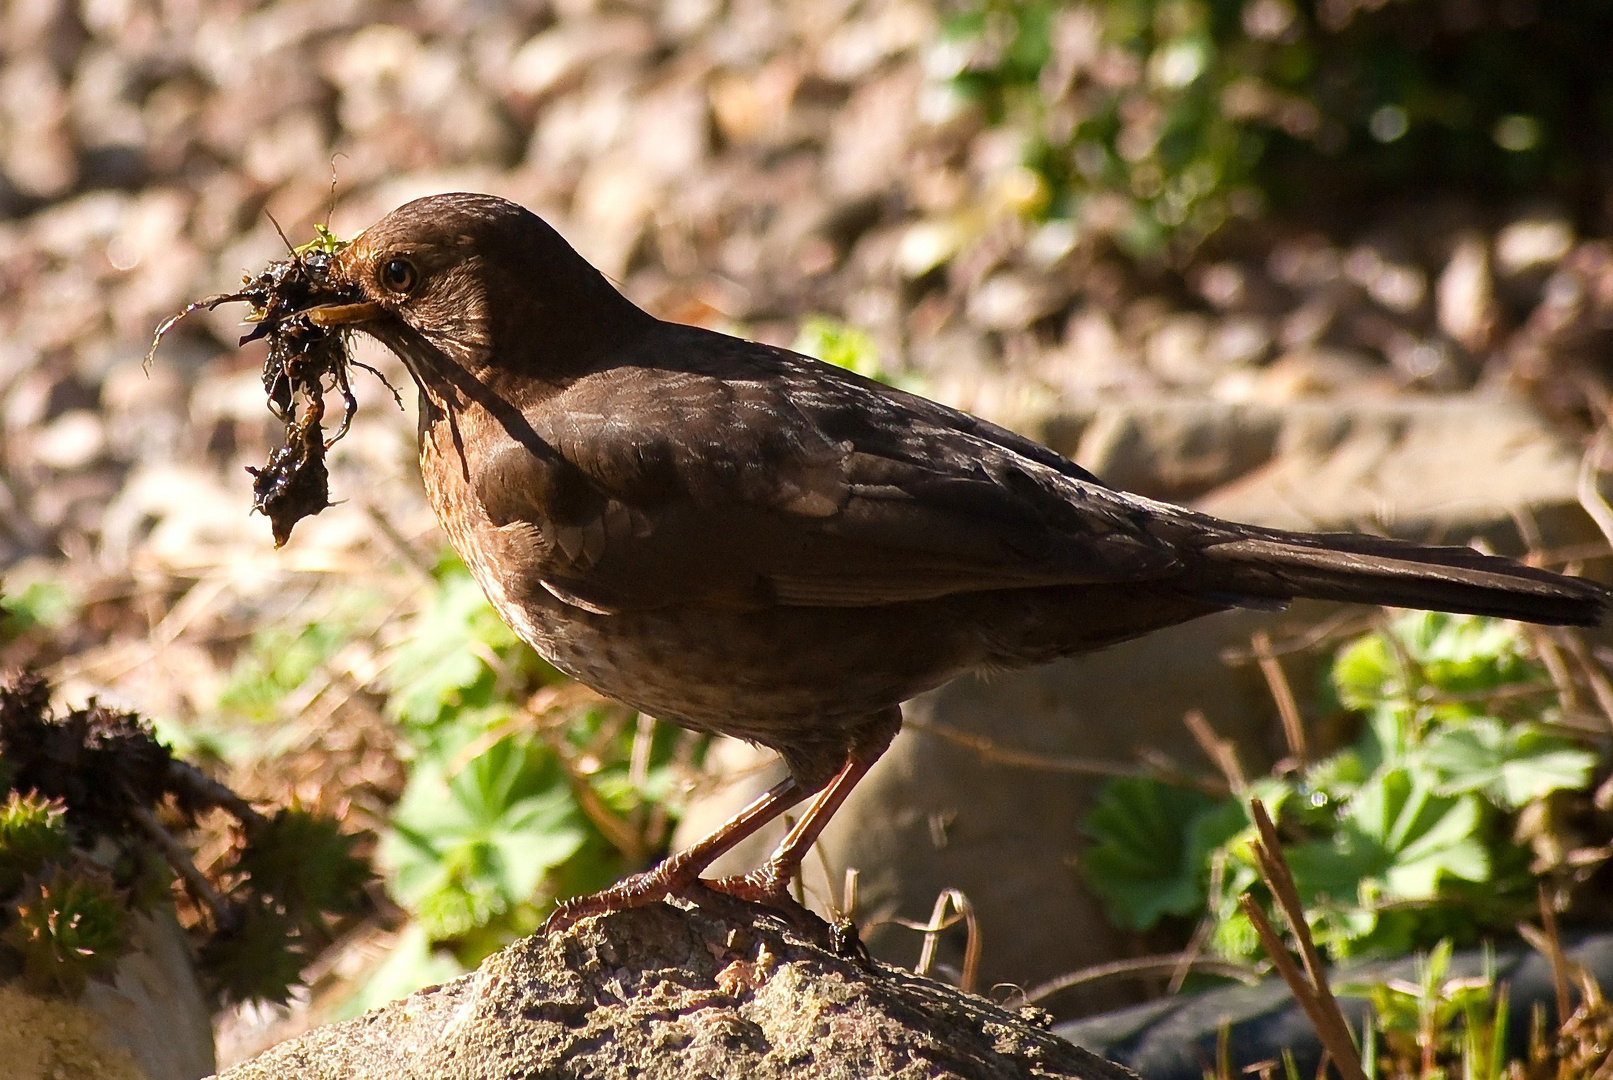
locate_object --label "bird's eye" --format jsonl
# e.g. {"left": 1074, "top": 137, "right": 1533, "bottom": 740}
{"left": 381, "top": 257, "right": 418, "bottom": 294}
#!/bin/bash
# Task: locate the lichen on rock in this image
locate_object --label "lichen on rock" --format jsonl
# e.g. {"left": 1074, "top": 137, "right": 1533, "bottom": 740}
{"left": 214, "top": 900, "right": 1137, "bottom": 1080}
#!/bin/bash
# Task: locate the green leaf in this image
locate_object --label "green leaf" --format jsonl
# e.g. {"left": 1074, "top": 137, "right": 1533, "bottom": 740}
{"left": 1332, "top": 632, "right": 1399, "bottom": 711}
{"left": 1342, "top": 769, "right": 1489, "bottom": 901}
{"left": 384, "top": 565, "right": 528, "bottom": 729}
{"left": 380, "top": 735, "right": 585, "bottom": 941}
{"left": 218, "top": 621, "right": 352, "bottom": 725}
{"left": 0, "top": 577, "right": 77, "bottom": 639}
{"left": 1419, "top": 719, "right": 1595, "bottom": 809}
{"left": 1080, "top": 777, "right": 1241, "bottom": 930}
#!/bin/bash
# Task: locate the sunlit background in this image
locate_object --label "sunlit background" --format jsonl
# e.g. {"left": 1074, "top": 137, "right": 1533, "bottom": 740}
{"left": 4, "top": 0, "right": 1613, "bottom": 1074}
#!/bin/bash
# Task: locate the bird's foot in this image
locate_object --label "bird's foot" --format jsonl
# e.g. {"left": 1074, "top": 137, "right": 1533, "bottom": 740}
{"left": 542, "top": 859, "right": 705, "bottom": 934}
{"left": 704, "top": 867, "right": 869, "bottom": 962}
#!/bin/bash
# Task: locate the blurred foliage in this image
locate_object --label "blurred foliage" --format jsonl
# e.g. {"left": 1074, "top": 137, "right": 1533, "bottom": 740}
{"left": 1338, "top": 940, "right": 1510, "bottom": 1080}
{"left": 4, "top": 867, "right": 128, "bottom": 997}
{"left": 360, "top": 555, "right": 699, "bottom": 999}
{"left": 1082, "top": 612, "right": 1603, "bottom": 963}
{"left": 793, "top": 316, "right": 888, "bottom": 383}
{"left": 0, "top": 793, "right": 71, "bottom": 896}
{"left": 0, "top": 579, "right": 77, "bottom": 643}
{"left": 938, "top": 0, "right": 1613, "bottom": 254}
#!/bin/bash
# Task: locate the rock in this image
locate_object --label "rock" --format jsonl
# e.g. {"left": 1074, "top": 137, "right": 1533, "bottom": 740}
{"left": 1194, "top": 395, "right": 1598, "bottom": 550}
{"left": 212, "top": 903, "right": 1135, "bottom": 1080}
{"left": 80, "top": 909, "right": 217, "bottom": 1080}
{"left": 968, "top": 271, "right": 1064, "bottom": 331}
{"left": 1435, "top": 235, "right": 1497, "bottom": 354}
{"left": 0, "top": 985, "right": 149, "bottom": 1080}
{"left": 0, "top": 907, "right": 217, "bottom": 1080}
{"left": 32, "top": 408, "right": 107, "bottom": 470}
{"left": 1057, "top": 930, "right": 1613, "bottom": 1080}
{"left": 1047, "top": 398, "right": 1280, "bottom": 502}
{"left": 1495, "top": 216, "right": 1575, "bottom": 278}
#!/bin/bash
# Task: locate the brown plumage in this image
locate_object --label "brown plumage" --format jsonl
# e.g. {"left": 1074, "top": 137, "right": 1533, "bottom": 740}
{"left": 303, "top": 192, "right": 1608, "bottom": 929}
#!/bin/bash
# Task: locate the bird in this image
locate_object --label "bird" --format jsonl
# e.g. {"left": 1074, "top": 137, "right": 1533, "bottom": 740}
{"left": 299, "top": 191, "right": 1608, "bottom": 932}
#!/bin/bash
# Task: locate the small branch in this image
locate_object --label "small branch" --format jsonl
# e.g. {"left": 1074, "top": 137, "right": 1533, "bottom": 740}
{"left": 1184, "top": 709, "right": 1245, "bottom": 794}
{"left": 1246, "top": 798, "right": 1368, "bottom": 1080}
{"left": 166, "top": 759, "right": 269, "bottom": 832}
{"left": 1538, "top": 883, "right": 1573, "bottom": 1022}
{"left": 130, "top": 803, "right": 240, "bottom": 934}
{"left": 1014, "top": 952, "right": 1262, "bottom": 1006}
{"left": 1576, "top": 426, "right": 1613, "bottom": 552}
{"left": 1252, "top": 631, "right": 1308, "bottom": 765}
{"left": 1240, "top": 895, "right": 1342, "bottom": 1067}
{"left": 1559, "top": 629, "right": 1613, "bottom": 735}
{"left": 363, "top": 502, "right": 437, "bottom": 583}
{"left": 908, "top": 718, "right": 1216, "bottom": 794}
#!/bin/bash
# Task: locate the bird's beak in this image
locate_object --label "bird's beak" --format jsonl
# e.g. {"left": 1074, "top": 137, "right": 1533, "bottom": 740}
{"left": 305, "top": 300, "right": 384, "bottom": 327}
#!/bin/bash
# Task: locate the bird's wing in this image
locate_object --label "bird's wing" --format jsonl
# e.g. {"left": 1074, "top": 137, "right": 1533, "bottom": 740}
{"left": 472, "top": 326, "right": 1184, "bottom": 613}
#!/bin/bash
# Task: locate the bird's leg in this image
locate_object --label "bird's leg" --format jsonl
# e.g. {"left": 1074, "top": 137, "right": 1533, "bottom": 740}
{"left": 542, "top": 774, "right": 808, "bottom": 932}
{"left": 708, "top": 708, "right": 900, "bottom": 910}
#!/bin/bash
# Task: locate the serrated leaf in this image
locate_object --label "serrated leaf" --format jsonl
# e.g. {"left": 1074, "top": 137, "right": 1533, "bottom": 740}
{"left": 1080, "top": 777, "right": 1241, "bottom": 930}
{"left": 380, "top": 735, "right": 585, "bottom": 941}
{"left": 1419, "top": 719, "right": 1594, "bottom": 809}
{"left": 1343, "top": 769, "right": 1489, "bottom": 901}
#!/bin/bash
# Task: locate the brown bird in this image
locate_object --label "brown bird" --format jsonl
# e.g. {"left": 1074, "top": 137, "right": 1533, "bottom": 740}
{"left": 301, "top": 192, "right": 1606, "bottom": 930}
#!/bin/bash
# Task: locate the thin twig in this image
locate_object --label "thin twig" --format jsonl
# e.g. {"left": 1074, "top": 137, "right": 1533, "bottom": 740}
{"left": 1576, "top": 426, "right": 1613, "bottom": 552}
{"left": 1537, "top": 883, "right": 1573, "bottom": 1022}
{"left": 1247, "top": 798, "right": 1368, "bottom": 1080}
{"left": 1219, "top": 609, "right": 1374, "bottom": 663}
{"left": 1169, "top": 914, "right": 1216, "bottom": 995}
{"left": 905, "top": 717, "right": 1153, "bottom": 778}
{"left": 1184, "top": 709, "right": 1246, "bottom": 794}
{"left": 130, "top": 803, "right": 239, "bottom": 933}
{"left": 1015, "top": 952, "right": 1262, "bottom": 1006}
{"left": 166, "top": 759, "right": 268, "bottom": 831}
{"left": 363, "top": 502, "right": 436, "bottom": 583}
{"left": 1559, "top": 629, "right": 1613, "bottom": 735}
{"left": 1252, "top": 631, "right": 1308, "bottom": 764}
{"left": 1241, "top": 894, "right": 1343, "bottom": 1069}
{"left": 546, "top": 733, "right": 644, "bottom": 863}
{"left": 1529, "top": 626, "right": 1584, "bottom": 715}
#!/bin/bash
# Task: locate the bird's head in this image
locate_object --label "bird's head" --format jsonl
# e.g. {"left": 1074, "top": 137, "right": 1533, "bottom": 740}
{"left": 304, "top": 192, "right": 649, "bottom": 401}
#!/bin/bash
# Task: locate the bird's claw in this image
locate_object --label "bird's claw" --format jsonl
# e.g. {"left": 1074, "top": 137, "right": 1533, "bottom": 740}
{"left": 542, "top": 861, "right": 704, "bottom": 933}
{"left": 704, "top": 866, "right": 869, "bottom": 961}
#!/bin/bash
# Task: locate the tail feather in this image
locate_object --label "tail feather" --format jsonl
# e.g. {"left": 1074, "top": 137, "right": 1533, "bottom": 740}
{"left": 1198, "top": 529, "right": 1610, "bottom": 627}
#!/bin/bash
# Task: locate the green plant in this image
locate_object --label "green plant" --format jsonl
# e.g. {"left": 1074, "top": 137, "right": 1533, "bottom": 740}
{"left": 1081, "top": 612, "right": 1602, "bottom": 964}
{"left": 0, "top": 792, "right": 71, "bottom": 895}
{"left": 4, "top": 867, "right": 128, "bottom": 996}
{"left": 937, "top": 1, "right": 1613, "bottom": 254}
{"left": 0, "top": 579, "right": 77, "bottom": 643}
{"left": 0, "top": 671, "right": 370, "bottom": 1004}
{"left": 1338, "top": 940, "right": 1509, "bottom": 1080}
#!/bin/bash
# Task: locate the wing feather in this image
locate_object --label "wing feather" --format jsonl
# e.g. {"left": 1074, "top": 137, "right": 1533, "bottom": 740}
{"left": 471, "top": 324, "right": 1183, "bottom": 613}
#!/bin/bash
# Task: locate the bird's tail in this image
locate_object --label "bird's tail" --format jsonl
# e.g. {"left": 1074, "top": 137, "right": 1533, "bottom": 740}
{"left": 1192, "top": 524, "right": 1609, "bottom": 627}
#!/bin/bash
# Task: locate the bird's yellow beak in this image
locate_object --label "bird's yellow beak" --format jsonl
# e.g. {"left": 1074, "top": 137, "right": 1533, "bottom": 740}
{"left": 305, "top": 300, "right": 384, "bottom": 327}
